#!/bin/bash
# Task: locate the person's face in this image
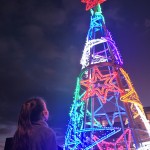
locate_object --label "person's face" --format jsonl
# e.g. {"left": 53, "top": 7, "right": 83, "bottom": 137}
{"left": 42, "top": 101, "right": 49, "bottom": 121}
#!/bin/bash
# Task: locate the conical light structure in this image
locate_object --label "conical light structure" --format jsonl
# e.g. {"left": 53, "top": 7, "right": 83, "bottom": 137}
{"left": 65, "top": 1, "right": 150, "bottom": 150}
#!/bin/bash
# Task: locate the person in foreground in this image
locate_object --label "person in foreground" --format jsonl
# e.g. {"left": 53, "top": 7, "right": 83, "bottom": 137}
{"left": 13, "top": 97, "right": 58, "bottom": 150}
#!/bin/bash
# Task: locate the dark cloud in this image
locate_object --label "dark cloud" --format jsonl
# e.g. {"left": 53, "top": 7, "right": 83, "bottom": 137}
{"left": 0, "top": 122, "right": 16, "bottom": 149}
{"left": 144, "top": 19, "right": 150, "bottom": 28}
{"left": 0, "top": 125, "right": 14, "bottom": 135}
{"left": 33, "top": 8, "right": 67, "bottom": 27}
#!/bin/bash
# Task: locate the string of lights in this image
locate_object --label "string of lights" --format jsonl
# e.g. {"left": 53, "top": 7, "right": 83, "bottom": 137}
{"left": 65, "top": 1, "right": 150, "bottom": 149}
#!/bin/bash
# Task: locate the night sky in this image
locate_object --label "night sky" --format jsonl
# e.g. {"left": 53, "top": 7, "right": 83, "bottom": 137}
{"left": 0, "top": 0, "right": 150, "bottom": 149}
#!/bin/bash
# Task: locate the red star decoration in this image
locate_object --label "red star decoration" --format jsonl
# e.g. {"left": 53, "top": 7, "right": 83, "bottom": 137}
{"left": 93, "top": 129, "right": 131, "bottom": 150}
{"left": 80, "top": 66, "right": 123, "bottom": 103}
{"left": 81, "top": 0, "right": 106, "bottom": 11}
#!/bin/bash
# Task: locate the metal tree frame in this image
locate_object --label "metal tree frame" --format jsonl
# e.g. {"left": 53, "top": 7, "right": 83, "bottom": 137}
{"left": 65, "top": 1, "right": 150, "bottom": 150}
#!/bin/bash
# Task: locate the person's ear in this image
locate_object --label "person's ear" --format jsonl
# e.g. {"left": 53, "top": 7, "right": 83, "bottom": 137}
{"left": 43, "top": 110, "right": 48, "bottom": 116}
{"left": 42, "top": 110, "right": 49, "bottom": 121}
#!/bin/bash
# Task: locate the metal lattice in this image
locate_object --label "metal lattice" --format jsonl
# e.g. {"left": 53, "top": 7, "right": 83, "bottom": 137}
{"left": 65, "top": 3, "right": 150, "bottom": 150}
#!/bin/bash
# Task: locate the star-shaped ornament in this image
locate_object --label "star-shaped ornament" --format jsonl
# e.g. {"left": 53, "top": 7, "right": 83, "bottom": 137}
{"left": 81, "top": 0, "right": 106, "bottom": 10}
{"left": 80, "top": 66, "right": 123, "bottom": 103}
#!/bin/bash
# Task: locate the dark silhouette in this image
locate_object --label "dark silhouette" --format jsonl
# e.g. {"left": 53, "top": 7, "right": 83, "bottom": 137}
{"left": 4, "top": 138, "right": 63, "bottom": 150}
{"left": 4, "top": 138, "right": 13, "bottom": 150}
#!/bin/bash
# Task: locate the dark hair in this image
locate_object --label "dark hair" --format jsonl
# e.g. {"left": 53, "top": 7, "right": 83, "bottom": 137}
{"left": 13, "top": 97, "right": 46, "bottom": 150}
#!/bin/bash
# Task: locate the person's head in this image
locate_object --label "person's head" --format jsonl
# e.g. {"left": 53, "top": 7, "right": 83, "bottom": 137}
{"left": 13, "top": 97, "right": 49, "bottom": 150}
{"left": 18, "top": 97, "right": 49, "bottom": 124}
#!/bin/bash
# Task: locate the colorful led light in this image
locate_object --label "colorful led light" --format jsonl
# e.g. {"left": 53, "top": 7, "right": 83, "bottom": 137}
{"left": 135, "top": 104, "right": 150, "bottom": 136}
{"left": 80, "top": 38, "right": 107, "bottom": 69}
{"left": 81, "top": 0, "right": 106, "bottom": 10}
{"left": 65, "top": 1, "right": 150, "bottom": 150}
{"left": 80, "top": 65, "right": 123, "bottom": 103}
{"left": 93, "top": 129, "right": 131, "bottom": 150}
{"left": 120, "top": 68, "right": 145, "bottom": 123}
{"left": 80, "top": 7, "right": 123, "bottom": 69}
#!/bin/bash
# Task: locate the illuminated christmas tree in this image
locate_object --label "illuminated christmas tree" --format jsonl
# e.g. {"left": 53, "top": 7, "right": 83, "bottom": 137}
{"left": 65, "top": 0, "right": 150, "bottom": 149}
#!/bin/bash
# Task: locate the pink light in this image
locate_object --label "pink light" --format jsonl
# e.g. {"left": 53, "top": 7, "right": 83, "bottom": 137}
{"left": 93, "top": 129, "right": 131, "bottom": 149}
